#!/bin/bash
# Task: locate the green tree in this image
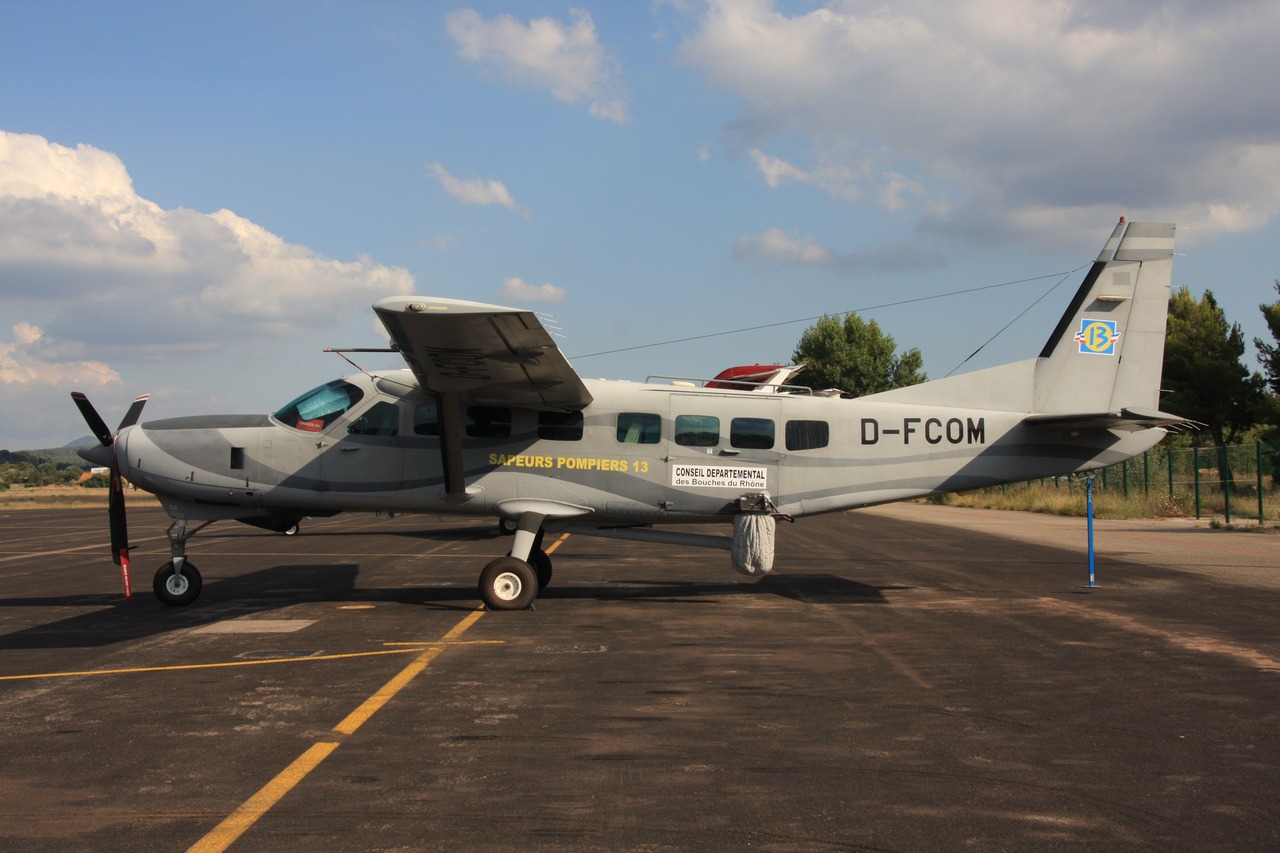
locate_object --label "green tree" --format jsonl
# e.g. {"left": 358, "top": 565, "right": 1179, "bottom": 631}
{"left": 1256, "top": 279, "right": 1280, "bottom": 395}
{"left": 1255, "top": 280, "right": 1280, "bottom": 439}
{"left": 1162, "top": 287, "right": 1265, "bottom": 448}
{"left": 792, "top": 313, "right": 926, "bottom": 397}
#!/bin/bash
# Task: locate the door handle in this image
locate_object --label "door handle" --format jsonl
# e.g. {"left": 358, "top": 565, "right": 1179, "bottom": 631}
{"left": 719, "top": 449, "right": 740, "bottom": 456}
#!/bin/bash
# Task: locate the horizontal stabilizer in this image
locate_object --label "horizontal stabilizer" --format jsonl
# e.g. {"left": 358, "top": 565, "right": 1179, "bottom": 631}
{"left": 1024, "top": 408, "right": 1200, "bottom": 432}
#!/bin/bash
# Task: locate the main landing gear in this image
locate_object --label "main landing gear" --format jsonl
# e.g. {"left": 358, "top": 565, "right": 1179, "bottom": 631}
{"left": 479, "top": 516, "right": 552, "bottom": 611}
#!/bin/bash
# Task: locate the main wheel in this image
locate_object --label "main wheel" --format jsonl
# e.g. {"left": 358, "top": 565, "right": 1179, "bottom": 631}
{"left": 478, "top": 557, "right": 537, "bottom": 611}
{"left": 497, "top": 517, "right": 519, "bottom": 536}
{"left": 153, "top": 561, "right": 203, "bottom": 606}
{"left": 529, "top": 548, "right": 553, "bottom": 591}
{"left": 507, "top": 548, "right": 553, "bottom": 590}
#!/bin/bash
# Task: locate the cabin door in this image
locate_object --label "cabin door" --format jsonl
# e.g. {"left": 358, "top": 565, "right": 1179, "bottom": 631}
{"left": 667, "top": 394, "right": 781, "bottom": 513}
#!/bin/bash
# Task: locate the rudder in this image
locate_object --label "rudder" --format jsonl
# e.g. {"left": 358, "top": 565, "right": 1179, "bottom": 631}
{"left": 1032, "top": 220, "right": 1176, "bottom": 415}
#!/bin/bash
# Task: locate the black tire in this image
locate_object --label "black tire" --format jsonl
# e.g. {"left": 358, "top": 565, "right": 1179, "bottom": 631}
{"left": 529, "top": 548, "right": 553, "bottom": 591}
{"left": 506, "top": 547, "right": 553, "bottom": 590}
{"left": 153, "top": 561, "right": 202, "bottom": 606}
{"left": 283, "top": 523, "right": 300, "bottom": 536}
{"left": 478, "top": 557, "right": 537, "bottom": 610}
{"left": 497, "top": 517, "right": 519, "bottom": 536}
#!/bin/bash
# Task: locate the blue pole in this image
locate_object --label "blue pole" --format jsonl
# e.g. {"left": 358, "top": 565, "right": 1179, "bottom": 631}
{"left": 1086, "top": 476, "right": 1097, "bottom": 587}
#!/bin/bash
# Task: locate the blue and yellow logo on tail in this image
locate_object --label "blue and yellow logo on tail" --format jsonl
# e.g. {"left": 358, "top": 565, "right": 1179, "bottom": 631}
{"left": 1074, "top": 319, "right": 1122, "bottom": 355}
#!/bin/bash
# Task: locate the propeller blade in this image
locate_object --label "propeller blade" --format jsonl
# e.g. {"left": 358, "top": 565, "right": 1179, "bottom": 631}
{"left": 108, "top": 460, "right": 132, "bottom": 600}
{"left": 117, "top": 394, "right": 150, "bottom": 431}
{"left": 72, "top": 391, "right": 140, "bottom": 600}
{"left": 71, "top": 391, "right": 113, "bottom": 447}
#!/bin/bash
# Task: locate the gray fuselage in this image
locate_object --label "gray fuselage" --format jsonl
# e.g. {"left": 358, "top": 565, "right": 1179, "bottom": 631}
{"left": 114, "top": 368, "right": 1164, "bottom": 528}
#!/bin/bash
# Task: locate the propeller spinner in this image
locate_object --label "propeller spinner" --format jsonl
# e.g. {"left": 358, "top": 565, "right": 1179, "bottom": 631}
{"left": 71, "top": 392, "right": 149, "bottom": 600}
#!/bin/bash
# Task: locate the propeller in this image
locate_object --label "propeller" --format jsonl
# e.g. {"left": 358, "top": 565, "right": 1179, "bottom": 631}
{"left": 71, "top": 392, "right": 149, "bottom": 600}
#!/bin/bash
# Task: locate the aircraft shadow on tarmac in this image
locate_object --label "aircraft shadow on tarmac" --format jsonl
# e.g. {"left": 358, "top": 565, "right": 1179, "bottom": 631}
{"left": 544, "top": 574, "right": 904, "bottom": 605}
{"left": 0, "top": 564, "right": 903, "bottom": 650}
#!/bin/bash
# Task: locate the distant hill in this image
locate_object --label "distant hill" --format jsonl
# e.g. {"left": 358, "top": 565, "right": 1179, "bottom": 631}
{"left": 0, "top": 446, "right": 92, "bottom": 469}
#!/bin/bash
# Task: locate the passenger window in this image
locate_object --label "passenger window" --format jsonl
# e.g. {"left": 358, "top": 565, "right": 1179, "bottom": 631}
{"left": 617, "top": 412, "right": 661, "bottom": 444}
{"left": 466, "top": 406, "right": 511, "bottom": 438}
{"left": 675, "top": 414, "right": 719, "bottom": 447}
{"left": 274, "top": 380, "right": 365, "bottom": 433}
{"left": 538, "top": 410, "right": 583, "bottom": 441}
{"left": 731, "top": 417, "right": 775, "bottom": 449}
{"left": 413, "top": 400, "right": 439, "bottom": 436}
{"left": 348, "top": 401, "right": 400, "bottom": 436}
{"left": 785, "top": 420, "right": 829, "bottom": 451}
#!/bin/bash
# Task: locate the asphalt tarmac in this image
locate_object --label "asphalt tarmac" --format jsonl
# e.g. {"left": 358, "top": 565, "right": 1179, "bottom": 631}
{"left": 1, "top": 503, "right": 1278, "bottom": 852}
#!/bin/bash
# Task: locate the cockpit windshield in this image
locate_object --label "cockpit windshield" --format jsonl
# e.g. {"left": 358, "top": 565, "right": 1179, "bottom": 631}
{"left": 273, "top": 380, "right": 365, "bottom": 432}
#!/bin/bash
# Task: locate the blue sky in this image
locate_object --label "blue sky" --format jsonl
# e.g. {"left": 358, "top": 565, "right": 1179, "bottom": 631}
{"left": 3, "top": 0, "right": 1279, "bottom": 450}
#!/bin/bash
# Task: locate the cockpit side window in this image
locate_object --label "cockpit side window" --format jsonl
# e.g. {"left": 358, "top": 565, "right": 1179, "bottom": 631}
{"left": 347, "top": 401, "right": 400, "bottom": 436}
{"left": 273, "top": 380, "right": 365, "bottom": 432}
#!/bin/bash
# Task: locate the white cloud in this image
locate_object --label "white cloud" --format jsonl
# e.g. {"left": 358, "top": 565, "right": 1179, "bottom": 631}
{"left": 446, "top": 7, "right": 629, "bottom": 123}
{"left": 682, "top": 0, "right": 1280, "bottom": 245}
{"left": 748, "top": 148, "right": 928, "bottom": 211}
{"left": 733, "top": 227, "right": 947, "bottom": 273}
{"left": 734, "top": 228, "right": 833, "bottom": 265}
{"left": 426, "top": 162, "right": 528, "bottom": 217}
{"left": 414, "top": 234, "right": 458, "bottom": 252}
{"left": 0, "top": 131, "right": 415, "bottom": 356}
{"left": 500, "top": 276, "right": 566, "bottom": 303}
{"left": 0, "top": 322, "right": 118, "bottom": 386}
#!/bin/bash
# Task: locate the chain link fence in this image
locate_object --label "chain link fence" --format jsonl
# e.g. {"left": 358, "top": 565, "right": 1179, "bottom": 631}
{"left": 1035, "top": 441, "right": 1280, "bottom": 524}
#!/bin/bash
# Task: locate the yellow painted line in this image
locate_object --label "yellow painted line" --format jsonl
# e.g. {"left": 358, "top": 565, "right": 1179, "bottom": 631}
{"left": 333, "top": 608, "right": 486, "bottom": 735}
{"left": 187, "top": 607, "right": 487, "bottom": 853}
{"left": 544, "top": 532, "right": 571, "bottom": 555}
{"left": 0, "top": 640, "right": 502, "bottom": 682}
{"left": 186, "top": 741, "right": 340, "bottom": 853}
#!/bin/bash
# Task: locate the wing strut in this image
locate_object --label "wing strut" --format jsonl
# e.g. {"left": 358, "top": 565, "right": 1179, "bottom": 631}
{"left": 437, "top": 392, "right": 467, "bottom": 495}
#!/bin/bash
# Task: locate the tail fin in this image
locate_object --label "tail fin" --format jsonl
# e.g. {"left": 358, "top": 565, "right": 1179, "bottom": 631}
{"left": 1031, "top": 219, "right": 1175, "bottom": 415}
{"left": 864, "top": 219, "right": 1183, "bottom": 422}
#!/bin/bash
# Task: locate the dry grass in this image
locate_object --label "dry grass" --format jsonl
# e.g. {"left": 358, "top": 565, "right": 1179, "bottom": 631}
{"left": 933, "top": 484, "right": 1192, "bottom": 520}
{"left": 0, "top": 487, "right": 159, "bottom": 511}
{"left": 934, "top": 481, "right": 1279, "bottom": 529}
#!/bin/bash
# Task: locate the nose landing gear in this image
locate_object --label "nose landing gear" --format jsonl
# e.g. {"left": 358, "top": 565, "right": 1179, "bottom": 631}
{"left": 153, "top": 518, "right": 214, "bottom": 607}
{"left": 153, "top": 560, "right": 202, "bottom": 606}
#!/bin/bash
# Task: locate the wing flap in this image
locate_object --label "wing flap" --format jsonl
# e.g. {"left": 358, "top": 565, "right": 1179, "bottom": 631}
{"left": 373, "top": 297, "right": 592, "bottom": 409}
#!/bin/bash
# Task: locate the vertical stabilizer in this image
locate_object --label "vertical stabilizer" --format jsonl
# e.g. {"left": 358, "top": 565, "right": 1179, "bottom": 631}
{"left": 1032, "top": 220, "right": 1176, "bottom": 414}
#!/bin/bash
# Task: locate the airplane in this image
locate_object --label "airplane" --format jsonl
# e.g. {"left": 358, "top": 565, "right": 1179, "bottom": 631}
{"left": 73, "top": 218, "right": 1190, "bottom": 611}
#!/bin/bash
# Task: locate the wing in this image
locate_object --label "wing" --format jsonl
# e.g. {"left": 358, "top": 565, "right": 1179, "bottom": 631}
{"left": 374, "top": 296, "right": 593, "bottom": 496}
{"left": 1023, "top": 407, "right": 1199, "bottom": 432}
{"left": 373, "top": 296, "right": 592, "bottom": 410}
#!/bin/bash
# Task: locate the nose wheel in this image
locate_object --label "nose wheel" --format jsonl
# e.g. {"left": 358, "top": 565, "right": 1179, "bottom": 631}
{"left": 151, "top": 518, "right": 215, "bottom": 606}
{"left": 153, "top": 560, "right": 203, "bottom": 606}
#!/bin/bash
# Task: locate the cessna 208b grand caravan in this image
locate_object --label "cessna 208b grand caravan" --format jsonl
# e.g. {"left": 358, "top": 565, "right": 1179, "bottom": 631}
{"left": 74, "top": 219, "right": 1189, "bottom": 610}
